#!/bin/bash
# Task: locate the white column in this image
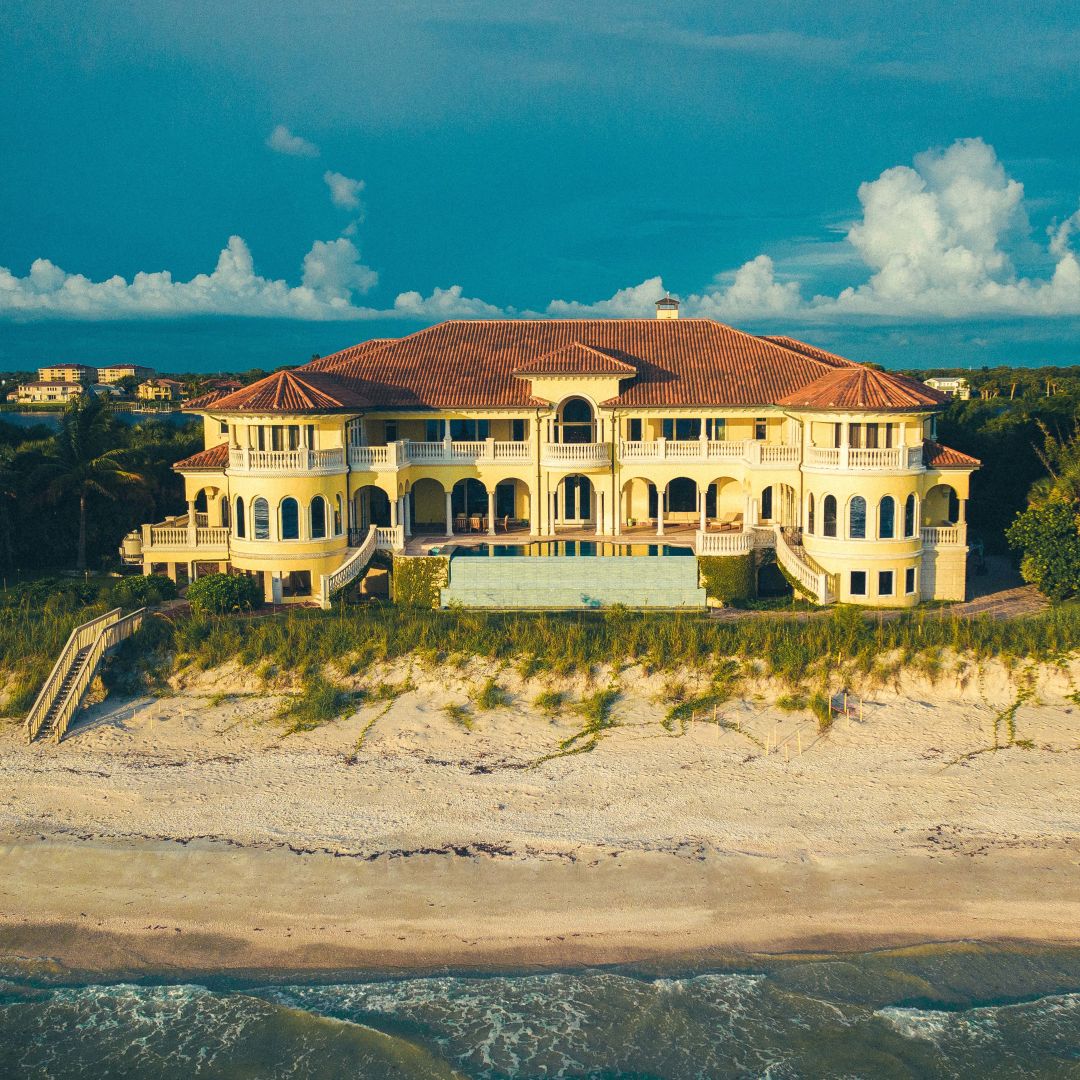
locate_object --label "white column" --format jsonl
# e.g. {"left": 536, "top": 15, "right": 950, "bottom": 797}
{"left": 187, "top": 499, "right": 198, "bottom": 547}
{"left": 403, "top": 493, "right": 412, "bottom": 538}
{"left": 596, "top": 491, "right": 603, "bottom": 535}
{"left": 487, "top": 489, "right": 496, "bottom": 535}
{"left": 445, "top": 491, "right": 454, "bottom": 536}
{"left": 390, "top": 497, "right": 399, "bottom": 529}
{"left": 529, "top": 484, "right": 540, "bottom": 536}
{"left": 549, "top": 488, "right": 557, "bottom": 532}
{"left": 698, "top": 487, "right": 706, "bottom": 531}
{"left": 656, "top": 486, "right": 665, "bottom": 536}
{"left": 613, "top": 485, "right": 622, "bottom": 536}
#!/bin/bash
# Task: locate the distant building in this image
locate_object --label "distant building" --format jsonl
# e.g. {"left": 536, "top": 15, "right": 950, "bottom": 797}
{"left": 13, "top": 382, "right": 86, "bottom": 404}
{"left": 37, "top": 363, "right": 94, "bottom": 384}
{"left": 923, "top": 376, "right": 971, "bottom": 400}
{"left": 137, "top": 377, "right": 183, "bottom": 402}
{"left": 98, "top": 363, "right": 155, "bottom": 384}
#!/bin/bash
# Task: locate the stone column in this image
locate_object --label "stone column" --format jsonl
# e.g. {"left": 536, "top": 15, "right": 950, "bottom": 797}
{"left": 390, "top": 497, "right": 399, "bottom": 529}
{"left": 487, "top": 489, "right": 496, "bottom": 535}
{"left": 656, "top": 486, "right": 665, "bottom": 536}
{"left": 698, "top": 487, "right": 706, "bottom": 531}
{"left": 403, "top": 493, "right": 412, "bottom": 538}
{"left": 445, "top": 491, "right": 454, "bottom": 536}
{"left": 187, "top": 498, "right": 198, "bottom": 547}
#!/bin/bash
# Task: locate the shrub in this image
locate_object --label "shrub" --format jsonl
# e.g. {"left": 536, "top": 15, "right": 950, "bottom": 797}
{"left": 186, "top": 573, "right": 261, "bottom": 616}
{"left": 393, "top": 555, "right": 449, "bottom": 608}
{"left": 474, "top": 676, "right": 510, "bottom": 710}
{"left": 277, "top": 674, "right": 362, "bottom": 733}
{"left": 698, "top": 554, "right": 754, "bottom": 603}
{"left": 110, "top": 574, "right": 177, "bottom": 609}
{"left": 1006, "top": 502, "right": 1080, "bottom": 601}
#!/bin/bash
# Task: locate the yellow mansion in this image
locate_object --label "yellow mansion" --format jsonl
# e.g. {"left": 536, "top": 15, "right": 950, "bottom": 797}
{"left": 123, "top": 300, "right": 978, "bottom": 609}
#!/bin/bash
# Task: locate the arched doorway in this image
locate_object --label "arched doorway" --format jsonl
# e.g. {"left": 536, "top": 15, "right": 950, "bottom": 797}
{"left": 759, "top": 483, "right": 799, "bottom": 527}
{"left": 558, "top": 474, "right": 594, "bottom": 525}
{"left": 452, "top": 478, "right": 488, "bottom": 532}
{"left": 663, "top": 477, "right": 698, "bottom": 531}
{"left": 353, "top": 485, "right": 391, "bottom": 532}
{"left": 556, "top": 398, "right": 596, "bottom": 444}
{"left": 705, "top": 476, "right": 743, "bottom": 530}
{"left": 923, "top": 484, "right": 960, "bottom": 526}
{"left": 408, "top": 477, "right": 446, "bottom": 533}
{"left": 492, "top": 477, "right": 531, "bottom": 532}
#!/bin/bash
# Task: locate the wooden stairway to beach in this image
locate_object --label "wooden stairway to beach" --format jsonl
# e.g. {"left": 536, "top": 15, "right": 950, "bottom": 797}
{"left": 25, "top": 606, "right": 147, "bottom": 744}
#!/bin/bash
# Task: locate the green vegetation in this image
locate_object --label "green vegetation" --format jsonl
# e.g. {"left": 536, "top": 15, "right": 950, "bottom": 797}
{"left": 392, "top": 555, "right": 449, "bottom": 608}
{"left": 474, "top": 676, "right": 511, "bottom": 710}
{"left": 186, "top": 573, "right": 261, "bottom": 615}
{"left": 776, "top": 691, "right": 808, "bottom": 712}
{"left": 809, "top": 690, "right": 833, "bottom": 732}
{"left": 698, "top": 553, "right": 754, "bottom": 603}
{"left": 533, "top": 688, "right": 565, "bottom": 716}
{"left": 277, "top": 674, "right": 362, "bottom": 734}
{"left": 442, "top": 702, "right": 474, "bottom": 730}
{"left": 556, "top": 685, "right": 620, "bottom": 756}
{"left": 110, "top": 574, "right": 177, "bottom": 607}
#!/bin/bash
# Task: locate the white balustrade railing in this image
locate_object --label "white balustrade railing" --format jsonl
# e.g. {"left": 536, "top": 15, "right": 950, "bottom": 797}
{"left": 618, "top": 438, "right": 798, "bottom": 465}
{"left": 493, "top": 440, "right": 531, "bottom": 461}
{"left": 320, "top": 526, "right": 378, "bottom": 608}
{"left": 696, "top": 530, "right": 754, "bottom": 555}
{"left": 806, "top": 444, "right": 924, "bottom": 471}
{"left": 921, "top": 524, "right": 966, "bottom": 546}
{"left": 774, "top": 527, "right": 836, "bottom": 604}
{"left": 230, "top": 447, "right": 346, "bottom": 474}
{"left": 349, "top": 439, "right": 532, "bottom": 469}
{"left": 144, "top": 523, "right": 229, "bottom": 550}
{"left": 375, "top": 525, "right": 405, "bottom": 551}
{"left": 752, "top": 443, "right": 801, "bottom": 466}
{"left": 541, "top": 442, "right": 611, "bottom": 467}
{"left": 349, "top": 444, "right": 392, "bottom": 469}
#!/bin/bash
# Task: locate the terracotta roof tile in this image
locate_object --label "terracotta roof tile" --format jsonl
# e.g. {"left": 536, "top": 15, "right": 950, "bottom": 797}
{"left": 206, "top": 368, "right": 370, "bottom": 413}
{"left": 761, "top": 336, "right": 860, "bottom": 368}
{"left": 923, "top": 440, "right": 981, "bottom": 469}
{"left": 297, "top": 319, "right": 865, "bottom": 409}
{"left": 182, "top": 388, "right": 232, "bottom": 411}
{"left": 512, "top": 342, "right": 638, "bottom": 376}
{"left": 776, "top": 365, "right": 948, "bottom": 411}
{"left": 173, "top": 442, "right": 229, "bottom": 471}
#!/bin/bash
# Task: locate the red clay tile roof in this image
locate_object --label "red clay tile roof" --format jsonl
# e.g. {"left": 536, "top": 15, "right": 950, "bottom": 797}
{"left": 512, "top": 342, "right": 638, "bottom": 377}
{"left": 182, "top": 388, "right": 232, "bottom": 411}
{"left": 776, "top": 365, "right": 948, "bottom": 411}
{"left": 291, "top": 319, "right": 883, "bottom": 409}
{"left": 923, "top": 440, "right": 981, "bottom": 469}
{"left": 173, "top": 442, "right": 229, "bottom": 471}
{"left": 761, "top": 336, "right": 860, "bottom": 369}
{"left": 205, "top": 368, "right": 371, "bottom": 413}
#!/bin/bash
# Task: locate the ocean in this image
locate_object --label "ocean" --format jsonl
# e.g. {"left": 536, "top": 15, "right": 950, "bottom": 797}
{"left": 2, "top": 946, "right": 1078, "bottom": 1078}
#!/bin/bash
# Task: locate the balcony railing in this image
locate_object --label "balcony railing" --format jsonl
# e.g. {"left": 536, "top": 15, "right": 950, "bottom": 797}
{"left": 695, "top": 527, "right": 776, "bottom": 556}
{"left": 229, "top": 447, "right": 346, "bottom": 475}
{"left": 921, "top": 524, "right": 967, "bottom": 546}
{"left": 540, "top": 442, "right": 611, "bottom": 468}
{"left": 805, "top": 445, "right": 924, "bottom": 471}
{"left": 618, "top": 439, "right": 799, "bottom": 466}
{"left": 348, "top": 439, "right": 532, "bottom": 470}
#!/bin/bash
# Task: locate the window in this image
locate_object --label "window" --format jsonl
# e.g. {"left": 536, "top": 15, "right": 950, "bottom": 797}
{"left": 334, "top": 495, "right": 343, "bottom": 535}
{"left": 904, "top": 494, "right": 917, "bottom": 537}
{"left": 252, "top": 498, "right": 269, "bottom": 540}
{"left": 833, "top": 422, "right": 842, "bottom": 448}
{"left": 627, "top": 418, "right": 642, "bottom": 441}
{"left": 384, "top": 420, "right": 398, "bottom": 442}
{"left": 878, "top": 570, "right": 894, "bottom": 596}
{"left": 282, "top": 570, "right": 312, "bottom": 598}
{"left": 823, "top": 495, "right": 837, "bottom": 537}
{"left": 221, "top": 498, "right": 230, "bottom": 528}
{"left": 807, "top": 493, "right": 815, "bottom": 535}
{"left": 708, "top": 418, "right": 726, "bottom": 441}
{"left": 760, "top": 486, "right": 773, "bottom": 521}
{"left": 280, "top": 497, "right": 299, "bottom": 540}
{"left": 905, "top": 567, "right": 916, "bottom": 594}
{"left": 663, "top": 418, "right": 700, "bottom": 440}
{"left": 286, "top": 425, "right": 301, "bottom": 451}
{"left": 235, "top": 496, "right": 246, "bottom": 538}
{"left": 425, "top": 419, "right": 442, "bottom": 441}
{"left": 848, "top": 423, "right": 862, "bottom": 449}
{"left": 754, "top": 417, "right": 767, "bottom": 441}
{"left": 219, "top": 420, "right": 228, "bottom": 435}
{"left": 271, "top": 426, "right": 284, "bottom": 451}
{"left": 511, "top": 418, "right": 527, "bottom": 442}
{"left": 449, "top": 419, "right": 489, "bottom": 440}
{"left": 865, "top": 424, "right": 878, "bottom": 449}
{"left": 310, "top": 496, "right": 327, "bottom": 539}
{"left": 879, "top": 496, "right": 895, "bottom": 539}
{"left": 849, "top": 496, "right": 867, "bottom": 539}
{"left": 850, "top": 570, "right": 867, "bottom": 596}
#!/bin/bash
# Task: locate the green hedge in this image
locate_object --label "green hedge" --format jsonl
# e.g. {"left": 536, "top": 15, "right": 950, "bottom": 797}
{"left": 187, "top": 573, "right": 261, "bottom": 616}
{"left": 698, "top": 554, "right": 755, "bottom": 603}
{"left": 393, "top": 555, "right": 449, "bottom": 608}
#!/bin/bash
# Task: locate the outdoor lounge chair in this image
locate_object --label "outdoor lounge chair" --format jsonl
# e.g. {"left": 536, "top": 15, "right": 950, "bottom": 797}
{"left": 718, "top": 512, "right": 743, "bottom": 532}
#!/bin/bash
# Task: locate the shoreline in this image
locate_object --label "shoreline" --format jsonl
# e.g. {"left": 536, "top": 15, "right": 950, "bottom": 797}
{"left": 3, "top": 837, "right": 1078, "bottom": 978}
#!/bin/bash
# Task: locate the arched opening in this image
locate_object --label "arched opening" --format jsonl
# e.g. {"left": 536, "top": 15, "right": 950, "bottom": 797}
{"left": 310, "top": 495, "right": 327, "bottom": 539}
{"left": 904, "top": 493, "right": 917, "bottom": 538}
{"left": 220, "top": 496, "right": 230, "bottom": 529}
{"left": 849, "top": 495, "right": 867, "bottom": 539}
{"left": 557, "top": 397, "right": 596, "bottom": 444}
{"left": 823, "top": 495, "right": 837, "bottom": 538}
{"left": 452, "top": 478, "right": 488, "bottom": 531}
{"left": 194, "top": 489, "right": 208, "bottom": 522}
{"left": 807, "top": 493, "right": 815, "bottom": 535}
{"left": 620, "top": 477, "right": 655, "bottom": 531}
{"left": 353, "top": 485, "right": 392, "bottom": 533}
{"left": 252, "top": 497, "right": 270, "bottom": 540}
{"left": 407, "top": 477, "right": 446, "bottom": 535}
{"left": 662, "top": 476, "right": 698, "bottom": 532}
{"left": 234, "top": 495, "right": 246, "bottom": 538}
{"left": 493, "top": 477, "right": 530, "bottom": 532}
{"left": 334, "top": 494, "right": 343, "bottom": 536}
{"left": 878, "top": 496, "right": 896, "bottom": 540}
{"left": 923, "top": 484, "right": 960, "bottom": 526}
{"left": 704, "top": 476, "right": 743, "bottom": 531}
{"left": 558, "top": 474, "right": 594, "bottom": 524}
{"left": 280, "top": 497, "right": 300, "bottom": 540}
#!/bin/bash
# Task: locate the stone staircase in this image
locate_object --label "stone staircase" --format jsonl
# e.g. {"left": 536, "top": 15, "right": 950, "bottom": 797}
{"left": 441, "top": 552, "right": 706, "bottom": 609}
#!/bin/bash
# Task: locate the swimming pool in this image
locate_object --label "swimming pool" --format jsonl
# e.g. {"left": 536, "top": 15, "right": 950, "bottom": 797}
{"left": 450, "top": 540, "right": 695, "bottom": 557}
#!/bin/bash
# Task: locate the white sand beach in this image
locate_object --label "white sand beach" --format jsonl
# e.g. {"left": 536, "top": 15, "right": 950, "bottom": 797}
{"left": 1, "top": 656, "right": 1078, "bottom": 973}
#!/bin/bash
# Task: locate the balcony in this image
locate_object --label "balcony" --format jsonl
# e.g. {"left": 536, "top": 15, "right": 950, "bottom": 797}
{"left": 228, "top": 447, "right": 346, "bottom": 476}
{"left": 618, "top": 439, "right": 799, "bottom": 467}
{"left": 348, "top": 439, "right": 532, "bottom": 471}
{"left": 121, "top": 515, "right": 230, "bottom": 563}
{"left": 921, "top": 524, "right": 967, "bottom": 547}
{"left": 539, "top": 442, "right": 611, "bottom": 469}
{"left": 805, "top": 445, "right": 924, "bottom": 471}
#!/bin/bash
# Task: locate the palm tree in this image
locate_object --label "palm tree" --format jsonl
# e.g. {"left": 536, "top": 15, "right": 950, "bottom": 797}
{"left": 33, "top": 390, "right": 147, "bottom": 571}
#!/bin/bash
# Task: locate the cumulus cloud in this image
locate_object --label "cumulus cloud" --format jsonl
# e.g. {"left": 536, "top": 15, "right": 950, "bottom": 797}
{"left": 546, "top": 276, "right": 667, "bottom": 317}
{"left": 323, "top": 170, "right": 364, "bottom": 211}
{"left": 393, "top": 284, "right": 504, "bottom": 319}
{"left": 266, "top": 124, "right": 319, "bottom": 157}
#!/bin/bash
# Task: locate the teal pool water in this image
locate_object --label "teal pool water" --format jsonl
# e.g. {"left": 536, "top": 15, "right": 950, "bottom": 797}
{"left": 2, "top": 948, "right": 1078, "bottom": 1077}
{"left": 451, "top": 540, "right": 695, "bottom": 557}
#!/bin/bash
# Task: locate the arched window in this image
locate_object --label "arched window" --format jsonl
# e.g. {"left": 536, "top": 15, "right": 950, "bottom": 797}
{"left": 252, "top": 497, "right": 269, "bottom": 540}
{"left": 823, "top": 495, "right": 837, "bottom": 537}
{"left": 558, "top": 398, "right": 595, "bottom": 444}
{"left": 221, "top": 497, "right": 230, "bottom": 528}
{"left": 334, "top": 494, "right": 343, "bottom": 536}
{"left": 760, "top": 485, "right": 773, "bottom": 521}
{"left": 849, "top": 496, "right": 866, "bottom": 539}
{"left": 280, "top": 497, "right": 300, "bottom": 540}
{"left": 807, "top": 493, "right": 815, "bottom": 535}
{"left": 904, "top": 493, "right": 917, "bottom": 538}
{"left": 310, "top": 496, "right": 327, "bottom": 539}
{"left": 235, "top": 496, "right": 246, "bottom": 538}
{"left": 879, "top": 496, "right": 895, "bottom": 539}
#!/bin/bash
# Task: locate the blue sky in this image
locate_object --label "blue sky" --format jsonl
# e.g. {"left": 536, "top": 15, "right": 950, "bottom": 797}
{"left": 2, "top": 1, "right": 1080, "bottom": 371}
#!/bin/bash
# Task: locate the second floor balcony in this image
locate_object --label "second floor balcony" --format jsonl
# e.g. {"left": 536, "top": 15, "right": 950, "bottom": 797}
{"left": 805, "top": 445, "right": 924, "bottom": 471}
{"left": 619, "top": 438, "right": 800, "bottom": 467}
{"left": 349, "top": 438, "right": 532, "bottom": 471}
{"left": 229, "top": 447, "right": 347, "bottom": 476}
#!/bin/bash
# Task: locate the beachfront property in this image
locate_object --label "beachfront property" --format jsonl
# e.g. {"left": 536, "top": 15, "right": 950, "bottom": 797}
{"left": 121, "top": 300, "right": 979, "bottom": 610}
{"left": 923, "top": 376, "right": 971, "bottom": 401}
{"left": 98, "top": 363, "right": 155, "bottom": 384}
{"left": 10, "top": 381, "right": 88, "bottom": 405}
{"left": 37, "top": 363, "right": 95, "bottom": 384}
{"left": 137, "top": 377, "right": 183, "bottom": 402}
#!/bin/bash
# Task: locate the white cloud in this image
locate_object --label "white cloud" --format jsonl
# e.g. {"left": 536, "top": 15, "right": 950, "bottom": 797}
{"left": 392, "top": 284, "right": 504, "bottom": 319}
{"left": 266, "top": 124, "right": 319, "bottom": 157}
{"left": 323, "top": 170, "right": 364, "bottom": 210}
{"left": 546, "top": 276, "right": 667, "bottom": 317}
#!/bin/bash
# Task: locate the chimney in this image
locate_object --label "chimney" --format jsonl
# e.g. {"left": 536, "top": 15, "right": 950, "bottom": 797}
{"left": 655, "top": 294, "right": 679, "bottom": 320}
